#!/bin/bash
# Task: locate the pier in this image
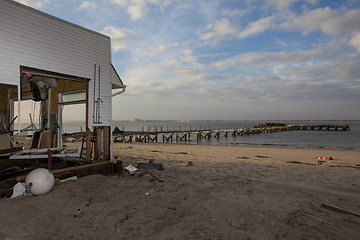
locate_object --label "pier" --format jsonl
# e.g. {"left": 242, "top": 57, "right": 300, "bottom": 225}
{"left": 113, "top": 123, "right": 350, "bottom": 143}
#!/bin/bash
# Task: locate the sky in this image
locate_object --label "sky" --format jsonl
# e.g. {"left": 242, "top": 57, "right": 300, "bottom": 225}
{"left": 15, "top": 0, "right": 360, "bottom": 120}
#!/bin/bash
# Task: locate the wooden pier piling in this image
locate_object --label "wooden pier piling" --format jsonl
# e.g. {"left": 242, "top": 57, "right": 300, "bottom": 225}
{"left": 113, "top": 123, "right": 350, "bottom": 143}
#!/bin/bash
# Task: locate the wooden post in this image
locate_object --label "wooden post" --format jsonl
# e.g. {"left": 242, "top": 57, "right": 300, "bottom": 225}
{"left": 96, "top": 127, "right": 102, "bottom": 160}
{"left": 47, "top": 149, "right": 52, "bottom": 170}
{"left": 86, "top": 128, "right": 91, "bottom": 162}
{"left": 103, "top": 126, "right": 110, "bottom": 160}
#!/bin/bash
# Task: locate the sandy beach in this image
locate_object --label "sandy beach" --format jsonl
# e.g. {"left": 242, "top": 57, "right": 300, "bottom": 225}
{"left": 0, "top": 143, "right": 359, "bottom": 240}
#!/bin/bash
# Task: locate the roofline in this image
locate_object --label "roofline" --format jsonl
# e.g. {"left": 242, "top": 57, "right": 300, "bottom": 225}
{"left": 6, "top": 0, "right": 110, "bottom": 39}
{"left": 111, "top": 64, "right": 125, "bottom": 87}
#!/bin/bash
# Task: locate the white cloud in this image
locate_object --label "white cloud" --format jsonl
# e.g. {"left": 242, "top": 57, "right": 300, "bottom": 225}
{"left": 265, "top": 0, "right": 318, "bottom": 10}
{"left": 349, "top": 32, "right": 360, "bottom": 52}
{"left": 181, "top": 49, "right": 198, "bottom": 63}
{"left": 265, "top": 0, "right": 298, "bottom": 10}
{"left": 280, "top": 7, "right": 360, "bottom": 35}
{"left": 101, "top": 26, "right": 131, "bottom": 51}
{"left": 110, "top": 0, "right": 128, "bottom": 6}
{"left": 199, "top": 16, "right": 274, "bottom": 45}
{"left": 127, "top": 4, "right": 148, "bottom": 20}
{"left": 199, "top": 18, "right": 239, "bottom": 43}
{"left": 237, "top": 16, "right": 274, "bottom": 38}
{"left": 148, "top": 42, "right": 179, "bottom": 56}
{"left": 78, "top": 1, "right": 96, "bottom": 10}
{"left": 110, "top": 0, "right": 173, "bottom": 20}
{"left": 15, "top": 0, "right": 50, "bottom": 8}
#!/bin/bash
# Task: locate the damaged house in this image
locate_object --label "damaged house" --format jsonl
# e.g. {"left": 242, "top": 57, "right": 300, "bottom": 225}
{"left": 0, "top": 0, "right": 126, "bottom": 177}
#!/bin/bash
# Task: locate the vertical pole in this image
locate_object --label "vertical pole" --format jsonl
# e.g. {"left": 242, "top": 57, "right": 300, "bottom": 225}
{"left": 86, "top": 128, "right": 91, "bottom": 162}
{"left": 47, "top": 149, "right": 52, "bottom": 170}
{"left": 17, "top": 83, "right": 21, "bottom": 134}
{"left": 93, "top": 64, "right": 96, "bottom": 123}
{"left": 104, "top": 126, "right": 110, "bottom": 160}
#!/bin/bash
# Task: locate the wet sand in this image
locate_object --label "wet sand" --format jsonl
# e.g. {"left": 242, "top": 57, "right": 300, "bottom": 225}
{"left": 0, "top": 143, "right": 359, "bottom": 239}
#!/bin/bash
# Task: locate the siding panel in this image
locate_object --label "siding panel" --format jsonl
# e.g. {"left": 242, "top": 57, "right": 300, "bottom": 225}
{"left": 0, "top": 0, "right": 115, "bottom": 127}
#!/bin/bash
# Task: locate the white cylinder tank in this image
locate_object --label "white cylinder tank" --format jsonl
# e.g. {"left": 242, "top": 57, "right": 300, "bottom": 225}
{"left": 25, "top": 168, "right": 55, "bottom": 195}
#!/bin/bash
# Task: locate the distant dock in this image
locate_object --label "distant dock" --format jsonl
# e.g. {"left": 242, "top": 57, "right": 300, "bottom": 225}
{"left": 113, "top": 123, "right": 350, "bottom": 143}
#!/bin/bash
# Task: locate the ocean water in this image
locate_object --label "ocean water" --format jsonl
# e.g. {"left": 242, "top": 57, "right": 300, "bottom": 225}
{"left": 19, "top": 120, "right": 360, "bottom": 150}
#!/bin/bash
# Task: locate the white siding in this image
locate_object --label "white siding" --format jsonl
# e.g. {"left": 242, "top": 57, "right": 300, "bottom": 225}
{"left": 0, "top": 0, "right": 114, "bottom": 127}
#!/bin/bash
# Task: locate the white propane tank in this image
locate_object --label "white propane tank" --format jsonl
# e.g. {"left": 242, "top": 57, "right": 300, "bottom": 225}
{"left": 25, "top": 168, "right": 55, "bottom": 195}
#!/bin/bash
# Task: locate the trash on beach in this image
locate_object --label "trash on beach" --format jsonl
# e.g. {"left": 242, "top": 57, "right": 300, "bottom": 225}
{"left": 315, "top": 156, "right": 333, "bottom": 160}
{"left": 73, "top": 208, "right": 81, "bottom": 218}
{"left": 9, "top": 168, "right": 54, "bottom": 199}
{"left": 25, "top": 168, "right": 55, "bottom": 196}
{"left": 9, "top": 182, "right": 27, "bottom": 199}
{"left": 137, "top": 162, "right": 164, "bottom": 171}
{"left": 145, "top": 192, "right": 150, "bottom": 196}
{"left": 187, "top": 161, "right": 193, "bottom": 166}
{"left": 125, "top": 165, "right": 138, "bottom": 176}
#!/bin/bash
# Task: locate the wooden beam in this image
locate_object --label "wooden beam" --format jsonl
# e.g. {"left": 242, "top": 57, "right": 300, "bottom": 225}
{"left": 16, "top": 160, "right": 119, "bottom": 182}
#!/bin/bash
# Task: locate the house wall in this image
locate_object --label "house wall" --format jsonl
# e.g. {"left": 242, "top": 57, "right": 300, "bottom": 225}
{"left": 0, "top": 0, "right": 113, "bottom": 127}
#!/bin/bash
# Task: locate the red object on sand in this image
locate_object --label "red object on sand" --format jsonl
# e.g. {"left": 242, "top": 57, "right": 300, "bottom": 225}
{"left": 315, "top": 156, "right": 333, "bottom": 160}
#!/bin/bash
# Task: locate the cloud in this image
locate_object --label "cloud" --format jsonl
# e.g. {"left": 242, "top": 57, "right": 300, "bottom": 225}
{"left": 101, "top": 26, "right": 132, "bottom": 51}
{"left": 199, "top": 18, "right": 239, "bottom": 44}
{"left": 349, "top": 32, "right": 360, "bottom": 52}
{"left": 181, "top": 49, "right": 198, "bottom": 63}
{"left": 221, "top": 9, "right": 247, "bottom": 17}
{"left": 265, "top": 0, "right": 318, "bottom": 10}
{"left": 280, "top": 7, "right": 360, "bottom": 35}
{"left": 148, "top": 42, "right": 179, "bottom": 56}
{"left": 199, "top": 16, "right": 274, "bottom": 45}
{"left": 77, "top": 1, "right": 96, "bottom": 10}
{"left": 237, "top": 16, "right": 274, "bottom": 38}
{"left": 110, "top": 0, "right": 173, "bottom": 20}
{"left": 127, "top": 4, "right": 148, "bottom": 20}
{"left": 15, "top": 0, "right": 50, "bottom": 8}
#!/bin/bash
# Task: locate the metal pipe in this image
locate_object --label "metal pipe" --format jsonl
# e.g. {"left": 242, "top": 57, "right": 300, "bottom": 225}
{"left": 93, "top": 64, "right": 96, "bottom": 123}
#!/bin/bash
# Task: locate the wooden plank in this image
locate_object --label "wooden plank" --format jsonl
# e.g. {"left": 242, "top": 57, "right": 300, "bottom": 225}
{"left": 0, "top": 133, "right": 11, "bottom": 150}
{"left": 39, "top": 131, "right": 53, "bottom": 148}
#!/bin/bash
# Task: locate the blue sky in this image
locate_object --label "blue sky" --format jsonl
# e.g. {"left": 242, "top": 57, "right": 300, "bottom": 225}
{"left": 16, "top": 0, "right": 360, "bottom": 120}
